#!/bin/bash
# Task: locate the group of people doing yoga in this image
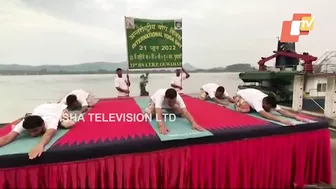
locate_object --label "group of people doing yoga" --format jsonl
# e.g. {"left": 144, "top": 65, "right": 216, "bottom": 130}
{"left": 0, "top": 68, "right": 309, "bottom": 159}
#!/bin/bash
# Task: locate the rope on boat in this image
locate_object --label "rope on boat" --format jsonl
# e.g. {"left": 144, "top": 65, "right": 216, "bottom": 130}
{"left": 304, "top": 93, "right": 325, "bottom": 111}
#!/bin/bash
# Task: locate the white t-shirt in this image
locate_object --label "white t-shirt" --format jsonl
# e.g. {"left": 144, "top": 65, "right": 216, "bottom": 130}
{"left": 114, "top": 77, "right": 129, "bottom": 96}
{"left": 236, "top": 88, "right": 281, "bottom": 112}
{"left": 150, "top": 89, "right": 186, "bottom": 109}
{"left": 60, "top": 89, "right": 89, "bottom": 106}
{"left": 201, "top": 83, "right": 229, "bottom": 98}
{"left": 12, "top": 103, "right": 67, "bottom": 134}
{"left": 170, "top": 73, "right": 187, "bottom": 93}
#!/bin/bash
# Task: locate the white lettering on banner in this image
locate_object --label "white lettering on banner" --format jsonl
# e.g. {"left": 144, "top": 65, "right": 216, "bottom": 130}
{"left": 69, "top": 113, "right": 177, "bottom": 123}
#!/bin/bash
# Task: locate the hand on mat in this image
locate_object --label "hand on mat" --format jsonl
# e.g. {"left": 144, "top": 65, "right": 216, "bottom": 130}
{"left": 159, "top": 126, "right": 169, "bottom": 134}
{"left": 280, "top": 119, "right": 294, "bottom": 126}
{"left": 29, "top": 145, "right": 44, "bottom": 159}
{"left": 192, "top": 124, "right": 205, "bottom": 131}
{"left": 295, "top": 116, "right": 310, "bottom": 122}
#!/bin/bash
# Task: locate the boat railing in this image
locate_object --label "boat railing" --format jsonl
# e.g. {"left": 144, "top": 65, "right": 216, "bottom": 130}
{"left": 314, "top": 50, "right": 336, "bottom": 65}
{"left": 263, "top": 65, "right": 298, "bottom": 72}
{"left": 261, "top": 63, "right": 336, "bottom": 73}
{"left": 313, "top": 50, "right": 336, "bottom": 73}
{"left": 305, "top": 89, "right": 322, "bottom": 98}
{"left": 238, "top": 82, "right": 260, "bottom": 88}
{"left": 314, "top": 63, "right": 336, "bottom": 73}
{"left": 261, "top": 64, "right": 306, "bottom": 72}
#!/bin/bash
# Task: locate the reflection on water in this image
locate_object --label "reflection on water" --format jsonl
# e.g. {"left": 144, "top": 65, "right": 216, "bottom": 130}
{"left": 0, "top": 73, "right": 241, "bottom": 122}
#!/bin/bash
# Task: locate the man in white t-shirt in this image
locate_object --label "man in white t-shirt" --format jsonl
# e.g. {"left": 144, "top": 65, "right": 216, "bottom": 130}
{"left": 60, "top": 89, "right": 94, "bottom": 114}
{"left": 170, "top": 67, "right": 190, "bottom": 93}
{"left": 114, "top": 68, "right": 131, "bottom": 97}
{"left": 145, "top": 88, "right": 204, "bottom": 134}
{"left": 236, "top": 88, "right": 309, "bottom": 126}
{"left": 140, "top": 73, "right": 149, "bottom": 96}
{"left": 200, "top": 83, "right": 235, "bottom": 105}
{"left": 0, "top": 103, "right": 75, "bottom": 159}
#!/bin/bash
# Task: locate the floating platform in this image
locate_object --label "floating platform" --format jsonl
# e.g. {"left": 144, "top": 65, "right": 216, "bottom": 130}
{"left": 0, "top": 95, "right": 331, "bottom": 188}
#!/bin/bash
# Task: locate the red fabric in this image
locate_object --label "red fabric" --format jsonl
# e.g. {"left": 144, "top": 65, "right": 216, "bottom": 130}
{"left": 181, "top": 95, "right": 268, "bottom": 130}
{"left": 0, "top": 118, "right": 23, "bottom": 137}
{"left": 54, "top": 98, "right": 156, "bottom": 146}
{"left": 0, "top": 129, "right": 330, "bottom": 188}
{"left": 0, "top": 125, "right": 12, "bottom": 137}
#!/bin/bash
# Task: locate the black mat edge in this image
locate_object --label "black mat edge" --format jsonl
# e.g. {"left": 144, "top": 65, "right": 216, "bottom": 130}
{"left": 0, "top": 120, "right": 328, "bottom": 169}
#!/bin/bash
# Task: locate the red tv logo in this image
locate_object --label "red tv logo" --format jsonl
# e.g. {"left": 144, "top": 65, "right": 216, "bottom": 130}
{"left": 280, "top": 13, "right": 314, "bottom": 42}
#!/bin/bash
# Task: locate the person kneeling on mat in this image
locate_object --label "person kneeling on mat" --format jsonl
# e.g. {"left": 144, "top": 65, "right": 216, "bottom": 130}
{"left": 199, "top": 83, "right": 235, "bottom": 105}
{"left": 234, "top": 88, "right": 310, "bottom": 126}
{"left": 145, "top": 88, "right": 204, "bottom": 134}
{"left": 0, "top": 103, "right": 75, "bottom": 159}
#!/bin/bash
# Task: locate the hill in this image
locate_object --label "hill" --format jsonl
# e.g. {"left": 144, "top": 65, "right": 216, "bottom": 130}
{"left": 0, "top": 62, "right": 197, "bottom": 72}
{"left": 0, "top": 62, "right": 127, "bottom": 72}
{"left": 213, "top": 64, "right": 256, "bottom": 72}
{"left": 0, "top": 62, "right": 255, "bottom": 75}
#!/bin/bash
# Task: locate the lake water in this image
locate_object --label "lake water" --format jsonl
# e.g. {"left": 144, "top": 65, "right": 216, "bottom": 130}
{"left": 0, "top": 72, "right": 241, "bottom": 123}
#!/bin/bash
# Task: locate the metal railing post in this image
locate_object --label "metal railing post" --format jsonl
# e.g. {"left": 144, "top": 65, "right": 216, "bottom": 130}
{"left": 292, "top": 74, "right": 304, "bottom": 111}
{"left": 325, "top": 76, "right": 336, "bottom": 118}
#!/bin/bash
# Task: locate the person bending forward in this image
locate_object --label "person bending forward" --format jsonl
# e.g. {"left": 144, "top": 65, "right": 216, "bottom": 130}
{"left": 60, "top": 89, "right": 95, "bottom": 114}
{"left": 145, "top": 88, "right": 204, "bottom": 134}
{"left": 0, "top": 103, "right": 75, "bottom": 159}
{"left": 200, "top": 83, "right": 235, "bottom": 105}
{"left": 235, "top": 88, "right": 310, "bottom": 126}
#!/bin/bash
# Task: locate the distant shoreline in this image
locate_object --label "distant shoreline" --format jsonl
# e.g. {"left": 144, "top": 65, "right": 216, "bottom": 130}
{"left": 0, "top": 70, "right": 249, "bottom": 76}
{"left": 0, "top": 63, "right": 257, "bottom": 76}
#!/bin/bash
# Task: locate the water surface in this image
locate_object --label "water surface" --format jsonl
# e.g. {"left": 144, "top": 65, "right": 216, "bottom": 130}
{"left": 0, "top": 73, "right": 241, "bottom": 122}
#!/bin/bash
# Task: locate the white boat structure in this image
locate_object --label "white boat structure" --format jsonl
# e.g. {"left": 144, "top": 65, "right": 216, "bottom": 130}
{"left": 237, "top": 40, "right": 336, "bottom": 126}
{"left": 292, "top": 50, "right": 336, "bottom": 126}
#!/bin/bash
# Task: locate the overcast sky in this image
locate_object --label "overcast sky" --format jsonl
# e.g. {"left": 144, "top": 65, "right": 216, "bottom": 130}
{"left": 0, "top": 0, "right": 335, "bottom": 68}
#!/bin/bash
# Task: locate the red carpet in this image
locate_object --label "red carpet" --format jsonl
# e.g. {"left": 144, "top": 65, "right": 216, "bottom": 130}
{"left": 0, "top": 97, "right": 331, "bottom": 188}
{"left": 0, "top": 118, "right": 23, "bottom": 137}
{"left": 181, "top": 95, "right": 268, "bottom": 130}
{"left": 0, "top": 129, "right": 331, "bottom": 188}
{"left": 0, "top": 125, "right": 12, "bottom": 137}
{"left": 55, "top": 98, "right": 156, "bottom": 146}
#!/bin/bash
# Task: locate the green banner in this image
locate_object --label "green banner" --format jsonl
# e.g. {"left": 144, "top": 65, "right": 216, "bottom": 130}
{"left": 125, "top": 17, "right": 183, "bottom": 69}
